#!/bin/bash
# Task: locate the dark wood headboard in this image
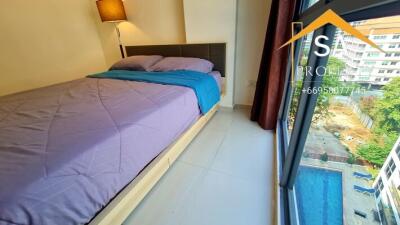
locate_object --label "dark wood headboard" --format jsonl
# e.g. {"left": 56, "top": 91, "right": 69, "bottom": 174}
{"left": 125, "top": 43, "right": 226, "bottom": 77}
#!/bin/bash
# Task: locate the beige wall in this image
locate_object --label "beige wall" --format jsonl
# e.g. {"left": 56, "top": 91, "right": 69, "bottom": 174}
{"left": 1, "top": 0, "right": 271, "bottom": 107}
{"left": 96, "top": 0, "right": 187, "bottom": 67}
{"left": 234, "top": 0, "right": 271, "bottom": 105}
{"left": 0, "top": 0, "right": 108, "bottom": 96}
{"left": 183, "top": 0, "right": 237, "bottom": 108}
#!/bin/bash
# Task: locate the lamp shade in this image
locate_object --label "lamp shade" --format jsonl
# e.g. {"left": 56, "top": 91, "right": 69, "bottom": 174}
{"left": 96, "top": 0, "right": 127, "bottom": 22}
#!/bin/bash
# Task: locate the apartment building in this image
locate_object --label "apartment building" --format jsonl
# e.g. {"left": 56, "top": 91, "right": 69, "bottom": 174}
{"left": 373, "top": 137, "right": 400, "bottom": 225}
{"left": 332, "top": 16, "right": 400, "bottom": 86}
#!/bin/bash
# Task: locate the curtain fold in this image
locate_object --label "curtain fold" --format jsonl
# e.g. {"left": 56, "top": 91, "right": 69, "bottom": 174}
{"left": 251, "top": 0, "right": 298, "bottom": 130}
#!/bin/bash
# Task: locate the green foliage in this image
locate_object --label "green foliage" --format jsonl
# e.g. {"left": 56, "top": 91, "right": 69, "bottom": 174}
{"left": 320, "top": 152, "right": 329, "bottom": 162}
{"left": 303, "top": 152, "right": 310, "bottom": 158}
{"left": 372, "top": 77, "right": 400, "bottom": 134}
{"left": 359, "top": 96, "right": 377, "bottom": 117}
{"left": 354, "top": 78, "right": 400, "bottom": 167}
{"left": 357, "top": 139, "right": 393, "bottom": 167}
{"left": 346, "top": 153, "right": 357, "bottom": 165}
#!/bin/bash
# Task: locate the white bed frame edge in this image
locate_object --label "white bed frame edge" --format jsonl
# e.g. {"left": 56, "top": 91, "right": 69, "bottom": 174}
{"left": 89, "top": 102, "right": 220, "bottom": 225}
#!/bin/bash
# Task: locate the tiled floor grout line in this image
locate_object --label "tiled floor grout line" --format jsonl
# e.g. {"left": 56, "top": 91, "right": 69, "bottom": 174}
{"left": 173, "top": 162, "right": 210, "bottom": 225}
{"left": 207, "top": 125, "right": 230, "bottom": 169}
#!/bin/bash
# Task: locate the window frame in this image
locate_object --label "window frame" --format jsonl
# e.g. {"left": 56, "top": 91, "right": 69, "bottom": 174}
{"left": 396, "top": 144, "right": 400, "bottom": 159}
{"left": 375, "top": 178, "right": 384, "bottom": 198}
{"left": 276, "top": 1, "right": 400, "bottom": 225}
{"left": 385, "top": 158, "right": 396, "bottom": 179}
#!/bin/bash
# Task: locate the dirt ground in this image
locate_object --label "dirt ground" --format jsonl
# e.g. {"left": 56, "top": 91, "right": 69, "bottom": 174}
{"left": 324, "top": 103, "right": 373, "bottom": 155}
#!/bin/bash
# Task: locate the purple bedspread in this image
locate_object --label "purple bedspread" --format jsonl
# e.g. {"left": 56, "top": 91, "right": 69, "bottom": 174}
{"left": 0, "top": 78, "right": 201, "bottom": 225}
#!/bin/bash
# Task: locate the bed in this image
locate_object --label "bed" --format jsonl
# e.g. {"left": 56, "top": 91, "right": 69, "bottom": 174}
{"left": 0, "top": 43, "right": 226, "bottom": 225}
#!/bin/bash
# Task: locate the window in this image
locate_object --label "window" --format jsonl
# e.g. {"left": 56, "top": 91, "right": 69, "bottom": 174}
{"left": 395, "top": 53, "right": 400, "bottom": 57}
{"left": 277, "top": 0, "right": 400, "bottom": 225}
{"left": 361, "top": 68, "right": 370, "bottom": 73}
{"left": 277, "top": 3, "right": 400, "bottom": 225}
{"left": 387, "top": 70, "right": 393, "bottom": 74}
{"left": 389, "top": 44, "right": 396, "bottom": 48}
{"left": 382, "top": 61, "right": 389, "bottom": 65}
{"left": 385, "top": 53, "right": 392, "bottom": 57}
{"left": 368, "top": 52, "right": 380, "bottom": 57}
{"left": 384, "top": 78, "right": 390, "bottom": 81}
{"left": 303, "top": 0, "right": 319, "bottom": 10}
{"left": 390, "top": 62, "right": 397, "bottom": 65}
{"left": 379, "top": 70, "right": 385, "bottom": 73}
{"left": 375, "top": 178, "right": 384, "bottom": 198}
{"left": 364, "top": 61, "right": 376, "bottom": 65}
{"left": 396, "top": 144, "right": 400, "bottom": 159}
{"left": 374, "top": 35, "right": 387, "bottom": 40}
{"left": 393, "top": 34, "right": 400, "bottom": 39}
{"left": 385, "top": 159, "right": 396, "bottom": 179}
{"left": 377, "top": 192, "right": 398, "bottom": 225}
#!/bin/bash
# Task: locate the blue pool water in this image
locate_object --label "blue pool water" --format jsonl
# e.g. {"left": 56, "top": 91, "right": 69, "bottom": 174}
{"left": 295, "top": 166, "right": 343, "bottom": 225}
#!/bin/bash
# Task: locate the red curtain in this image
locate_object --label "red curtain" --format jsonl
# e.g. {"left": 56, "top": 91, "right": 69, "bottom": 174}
{"left": 251, "top": 0, "right": 298, "bottom": 130}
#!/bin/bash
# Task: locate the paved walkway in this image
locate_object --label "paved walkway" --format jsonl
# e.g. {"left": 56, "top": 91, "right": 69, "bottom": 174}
{"left": 301, "top": 158, "right": 379, "bottom": 225}
{"left": 305, "top": 127, "right": 350, "bottom": 158}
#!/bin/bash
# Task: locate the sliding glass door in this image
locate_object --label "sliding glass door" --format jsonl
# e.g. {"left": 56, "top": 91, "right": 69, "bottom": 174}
{"left": 278, "top": 1, "right": 400, "bottom": 225}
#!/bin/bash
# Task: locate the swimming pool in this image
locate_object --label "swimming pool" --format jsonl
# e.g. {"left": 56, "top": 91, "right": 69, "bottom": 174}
{"left": 295, "top": 166, "right": 343, "bottom": 225}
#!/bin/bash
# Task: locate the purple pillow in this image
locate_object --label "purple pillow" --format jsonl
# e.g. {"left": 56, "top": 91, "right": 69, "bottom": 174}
{"left": 149, "top": 57, "right": 214, "bottom": 73}
{"left": 110, "top": 55, "right": 163, "bottom": 71}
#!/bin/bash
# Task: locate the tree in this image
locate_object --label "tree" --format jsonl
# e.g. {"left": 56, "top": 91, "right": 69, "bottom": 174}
{"left": 346, "top": 153, "right": 357, "bottom": 165}
{"left": 357, "top": 78, "right": 400, "bottom": 167}
{"left": 372, "top": 77, "right": 400, "bottom": 134}
{"left": 357, "top": 141, "right": 392, "bottom": 167}
{"left": 359, "top": 96, "right": 377, "bottom": 117}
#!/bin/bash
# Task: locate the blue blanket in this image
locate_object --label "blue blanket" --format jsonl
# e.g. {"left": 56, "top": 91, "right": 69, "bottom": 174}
{"left": 88, "top": 70, "right": 220, "bottom": 114}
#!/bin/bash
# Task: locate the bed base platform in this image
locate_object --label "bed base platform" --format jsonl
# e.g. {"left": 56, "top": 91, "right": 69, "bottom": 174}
{"left": 89, "top": 103, "right": 219, "bottom": 225}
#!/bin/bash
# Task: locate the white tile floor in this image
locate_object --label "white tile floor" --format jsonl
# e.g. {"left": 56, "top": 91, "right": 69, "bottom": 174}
{"left": 124, "top": 108, "right": 275, "bottom": 225}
